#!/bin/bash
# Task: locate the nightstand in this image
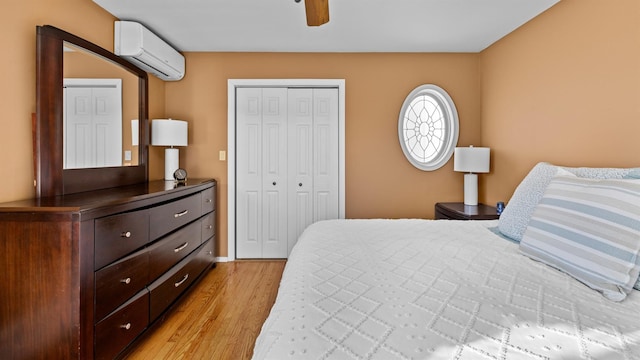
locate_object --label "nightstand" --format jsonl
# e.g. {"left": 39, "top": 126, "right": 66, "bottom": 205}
{"left": 435, "top": 202, "right": 499, "bottom": 220}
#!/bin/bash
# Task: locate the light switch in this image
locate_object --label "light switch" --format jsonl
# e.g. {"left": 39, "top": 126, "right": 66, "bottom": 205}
{"left": 219, "top": 150, "right": 226, "bottom": 161}
{"left": 124, "top": 150, "right": 132, "bottom": 161}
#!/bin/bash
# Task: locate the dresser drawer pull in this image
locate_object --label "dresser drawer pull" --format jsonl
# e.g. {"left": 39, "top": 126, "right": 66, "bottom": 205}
{"left": 174, "top": 274, "right": 189, "bottom": 287}
{"left": 205, "top": 198, "right": 213, "bottom": 203}
{"left": 120, "top": 323, "right": 132, "bottom": 330}
{"left": 174, "top": 242, "right": 189, "bottom": 253}
{"left": 206, "top": 225, "right": 213, "bottom": 230}
{"left": 174, "top": 210, "right": 189, "bottom": 218}
{"left": 121, "top": 231, "right": 132, "bottom": 238}
{"left": 120, "top": 277, "right": 131, "bottom": 285}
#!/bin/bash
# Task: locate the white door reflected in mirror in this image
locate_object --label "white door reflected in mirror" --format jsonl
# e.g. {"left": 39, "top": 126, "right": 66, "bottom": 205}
{"left": 63, "top": 78, "right": 123, "bottom": 169}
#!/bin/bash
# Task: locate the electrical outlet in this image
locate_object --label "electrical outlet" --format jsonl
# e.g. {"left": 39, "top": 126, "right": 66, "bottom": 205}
{"left": 219, "top": 150, "right": 226, "bottom": 161}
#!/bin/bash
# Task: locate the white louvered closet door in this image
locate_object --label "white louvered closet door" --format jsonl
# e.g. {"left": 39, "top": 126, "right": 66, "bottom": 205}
{"left": 236, "top": 87, "right": 288, "bottom": 259}
{"left": 64, "top": 83, "right": 122, "bottom": 169}
{"left": 236, "top": 87, "right": 339, "bottom": 259}
{"left": 287, "top": 88, "right": 340, "bottom": 255}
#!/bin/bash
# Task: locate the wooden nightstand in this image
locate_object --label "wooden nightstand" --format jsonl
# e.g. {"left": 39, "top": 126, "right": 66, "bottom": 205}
{"left": 435, "top": 202, "right": 499, "bottom": 220}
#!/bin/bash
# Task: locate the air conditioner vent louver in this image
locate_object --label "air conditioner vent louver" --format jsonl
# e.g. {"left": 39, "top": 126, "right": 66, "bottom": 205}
{"left": 114, "top": 21, "right": 185, "bottom": 81}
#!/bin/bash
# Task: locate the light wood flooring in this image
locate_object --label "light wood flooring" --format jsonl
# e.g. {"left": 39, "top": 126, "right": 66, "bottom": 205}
{"left": 125, "top": 260, "right": 286, "bottom": 360}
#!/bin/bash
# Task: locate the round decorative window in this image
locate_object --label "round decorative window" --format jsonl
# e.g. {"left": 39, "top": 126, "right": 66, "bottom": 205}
{"left": 398, "top": 84, "right": 459, "bottom": 171}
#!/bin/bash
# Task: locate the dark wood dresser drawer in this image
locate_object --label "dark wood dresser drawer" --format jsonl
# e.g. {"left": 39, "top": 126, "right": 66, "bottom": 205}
{"left": 148, "top": 240, "right": 213, "bottom": 321}
{"left": 95, "top": 209, "right": 149, "bottom": 270}
{"left": 149, "top": 193, "right": 202, "bottom": 241}
{"left": 95, "top": 249, "right": 149, "bottom": 321}
{"left": 201, "top": 186, "right": 215, "bottom": 214}
{"left": 147, "top": 220, "right": 202, "bottom": 281}
{"left": 95, "top": 290, "right": 149, "bottom": 360}
{"left": 2, "top": 178, "right": 216, "bottom": 359}
{"left": 201, "top": 212, "right": 215, "bottom": 243}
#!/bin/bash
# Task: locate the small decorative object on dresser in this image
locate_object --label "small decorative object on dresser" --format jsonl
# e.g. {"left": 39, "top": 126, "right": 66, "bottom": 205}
{"left": 174, "top": 167, "right": 188, "bottom": 183}
{"left": 435, "top": 202, "right": 499, "bottom": 220}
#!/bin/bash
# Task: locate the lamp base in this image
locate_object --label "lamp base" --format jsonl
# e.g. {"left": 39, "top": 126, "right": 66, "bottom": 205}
{"left": 463, "top": 173, "right": 478, "bottom": 206}
{"left": 164, "top": 148, "right": 179, "bottom": 181}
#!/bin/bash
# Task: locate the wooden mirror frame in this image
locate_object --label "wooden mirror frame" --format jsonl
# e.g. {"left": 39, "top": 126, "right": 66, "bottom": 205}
{"left": 35, "top": 25, "right": 149, "bottom": 197}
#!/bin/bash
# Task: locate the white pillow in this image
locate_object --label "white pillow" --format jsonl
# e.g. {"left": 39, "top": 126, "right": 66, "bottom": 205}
{"left": 498, "top": 163, "right": 567, "bottom": 242}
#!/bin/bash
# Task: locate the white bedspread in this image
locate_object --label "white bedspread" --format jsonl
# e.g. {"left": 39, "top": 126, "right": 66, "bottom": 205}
{"left": 253, "top": 219, "right": 640, "bottom": 360}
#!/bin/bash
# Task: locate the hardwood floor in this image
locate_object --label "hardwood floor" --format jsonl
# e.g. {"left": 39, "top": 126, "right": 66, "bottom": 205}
{"left": 125, "top": 261, "right": 286, "bottom": 360}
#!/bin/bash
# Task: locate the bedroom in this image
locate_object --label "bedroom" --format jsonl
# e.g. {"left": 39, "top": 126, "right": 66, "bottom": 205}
{"left": 1, "top": 0, "right": 639, "bottom": 359}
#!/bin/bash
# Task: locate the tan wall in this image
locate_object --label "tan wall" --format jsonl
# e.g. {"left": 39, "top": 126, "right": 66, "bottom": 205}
{"left": 1, "top": 0, "right": 166, "bottom": 202}
{"left": 7, "top": 0, "right": 638, "bottom": 260}
{"left": 166, "top": 53, "right": 481, "bottom": 257}
{"left": 480, "top": 0, "right": 640, "bottom": 205}
{"left": 1, "top": 0, "right": 115, "bottom": 202}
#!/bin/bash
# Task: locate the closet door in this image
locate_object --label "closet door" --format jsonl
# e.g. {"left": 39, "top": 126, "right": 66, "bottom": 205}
{"left": 261, "top": 89, "right": 289, "bottom": 258}
{"left": 287, "top": 89, "right": 314, "bottom": 254}
{"left": 236, "top": 87, "right": 339, "bottom": 259}
{"left": 312, "top": 88, "right": 340, "bottom": 222}
{"left": 64, "top": 84, "right": 122, "bottom": 169}
{"left": 236, "top": 88, "right": 288, "bottom": 258}
{"left": 287, "top": 88, "right": 339, "bottom": 254}
{"left": 64, "top": 87, "right": 93, "bottom": 168}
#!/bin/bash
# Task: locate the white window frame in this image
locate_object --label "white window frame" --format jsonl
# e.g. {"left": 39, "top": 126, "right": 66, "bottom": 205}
{"left": 398, "top": 84, "right": 459, "bottom": 171}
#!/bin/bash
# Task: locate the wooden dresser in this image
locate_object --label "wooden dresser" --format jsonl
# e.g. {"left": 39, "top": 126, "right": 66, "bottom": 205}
{"left": 0, "top": 179, "right": 216, "bottom": 359}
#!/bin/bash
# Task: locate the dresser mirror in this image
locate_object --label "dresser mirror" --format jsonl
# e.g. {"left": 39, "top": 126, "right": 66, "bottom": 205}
{"left": 35, "top": 25, "right": 149, "bottom": 197}
{"left": 62, "top": 41, "right": 140, "bottom": 169}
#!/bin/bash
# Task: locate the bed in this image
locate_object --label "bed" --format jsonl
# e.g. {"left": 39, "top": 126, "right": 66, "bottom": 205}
{"left": 253, "top": 163, "right": 640, "bottom": 359}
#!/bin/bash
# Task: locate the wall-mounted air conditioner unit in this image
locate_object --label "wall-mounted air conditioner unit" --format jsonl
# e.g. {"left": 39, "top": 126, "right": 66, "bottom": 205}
{"left": 114, "top": 21, "right": 185, "bottom": 81}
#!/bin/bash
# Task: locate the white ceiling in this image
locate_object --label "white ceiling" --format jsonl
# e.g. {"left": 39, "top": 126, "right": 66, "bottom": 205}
{"left": 92, "top": 0, "right": 560, "bottom": 53}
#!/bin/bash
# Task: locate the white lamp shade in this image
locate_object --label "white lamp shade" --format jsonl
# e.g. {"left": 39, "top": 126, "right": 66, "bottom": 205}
{"left": 131, "top": 119, "right": 139, "bottom": 146}
{"left": 454, "top": 146, "right": 490, "bottom": 173}
{"left": 151, "top": 119, "right": 188, "bottom": 146}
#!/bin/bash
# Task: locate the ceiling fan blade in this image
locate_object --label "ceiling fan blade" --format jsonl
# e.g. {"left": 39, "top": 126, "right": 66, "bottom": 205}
{"left": 305, "top": 0, "right": 329, "bottom": 26}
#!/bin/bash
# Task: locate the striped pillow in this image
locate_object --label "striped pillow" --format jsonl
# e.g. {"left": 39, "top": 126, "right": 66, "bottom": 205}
{"left": 519, "top": 176, "right": 640, "bottom": 301}
{"left": 499, "top": 163, "right": 640, "bottom": 243}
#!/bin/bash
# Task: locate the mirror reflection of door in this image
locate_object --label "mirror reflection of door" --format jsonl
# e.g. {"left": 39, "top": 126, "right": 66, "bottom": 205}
{"left": 63, "top": 79, "right": 123, "bottom": 169}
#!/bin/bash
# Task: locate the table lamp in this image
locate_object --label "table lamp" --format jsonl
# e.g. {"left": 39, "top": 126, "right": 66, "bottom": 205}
{"left": 454, "top": 146, "right": 490, "bottom": 206}
{"left": 151, "top": 119, "right": 188, "bottom": 180}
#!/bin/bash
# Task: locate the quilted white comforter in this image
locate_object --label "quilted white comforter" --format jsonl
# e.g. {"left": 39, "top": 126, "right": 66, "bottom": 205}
{"left": 252, "top": 219, "right": 640, "bottom": 360}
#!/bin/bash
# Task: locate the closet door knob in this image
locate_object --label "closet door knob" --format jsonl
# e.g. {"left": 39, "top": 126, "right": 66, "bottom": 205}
{"left": 272, "top": 182, "right": 276, "bottom": 186}
{"left": 299, "top": 183, "right": 303, "bottom": 187}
